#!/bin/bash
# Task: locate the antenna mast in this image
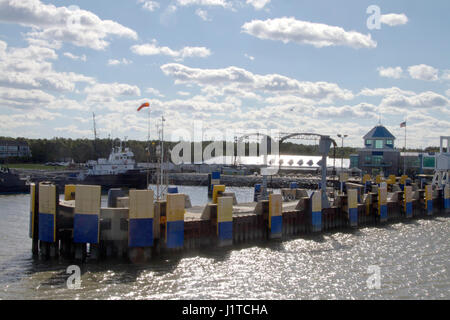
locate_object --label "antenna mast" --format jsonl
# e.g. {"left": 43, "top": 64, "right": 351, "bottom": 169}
{"left": 93, "top": 112, "right": 98, "bottom": 157}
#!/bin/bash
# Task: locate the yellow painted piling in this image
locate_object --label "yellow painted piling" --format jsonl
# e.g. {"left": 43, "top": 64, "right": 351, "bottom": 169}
{"left": 129, "top": 190, "right": 154, "bottom": 248}
{"left": 166, "top": 193, "right": 185, "bottom": 248}
{"left": 38, "top": 183, "right": 57, "bottom": 243}
{"left": 74, "top": 185, "right": 101, "bottom": 244}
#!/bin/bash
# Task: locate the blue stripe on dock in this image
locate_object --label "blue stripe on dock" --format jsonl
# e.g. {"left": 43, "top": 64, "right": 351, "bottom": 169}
{"left": 349, "top": 208, "right": 358, "bottom": 227}
{"left": 445, "top": 199, "right": 450, "bottom": 209}
{"left": 38, "top": 213, "right": 54, "bottom": 243}
{"left": 406, "top": 202, "right": 413, "bottom": 218}
{"left": 271, "top": 215, "right": 282, "bottom": 235}
{"left": 380, "top": 205, "right": 387, "bottom": 222}
{"left": 73, "top": 214, "right": 99, "bottom": 244}
{"left": 218, "top": 221, "right": 233, "bottom": 241}
{"left": 427, "top": 200, "right": 433, "bottom": 215}
{"left": 167, "top": 220, "right": 184, "bottom": 249}
{"left": 129, "top": 218, "right": 153, "bottom": 247}
{"left": 312, "top": 211, "right": 322, "bottom": 232}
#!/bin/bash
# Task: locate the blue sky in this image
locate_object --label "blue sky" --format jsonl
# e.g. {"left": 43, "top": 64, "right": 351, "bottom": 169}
{"left": 0, "top": 0, "right": 449, "bottom": 148}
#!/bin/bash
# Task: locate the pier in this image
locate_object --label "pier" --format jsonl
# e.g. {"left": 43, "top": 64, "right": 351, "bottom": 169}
{"left": 28, "top": 177, "right": 450, "bottom": 263}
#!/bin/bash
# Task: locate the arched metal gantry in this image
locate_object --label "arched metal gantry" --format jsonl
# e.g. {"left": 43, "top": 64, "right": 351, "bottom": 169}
{"left": 236, "top": 132, "right": 275, "bottom": 167}
{"left": 279, "top": 132, "right": 338, "bottom": 171}
{"left": 279, "top": 132, "right": 338, "bottom": 209}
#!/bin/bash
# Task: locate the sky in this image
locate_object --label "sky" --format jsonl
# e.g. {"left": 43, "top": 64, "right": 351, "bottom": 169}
{"left": 0, "top": 0, "right": 449, "bottom": 149}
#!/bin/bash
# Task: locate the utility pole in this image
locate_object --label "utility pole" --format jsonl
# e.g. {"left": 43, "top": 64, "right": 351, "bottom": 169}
{"left": 92, "top": 112, "right": 97, "bottom": 158}
{"left": 337, "top": 134, "right": 348, "bottom": 171}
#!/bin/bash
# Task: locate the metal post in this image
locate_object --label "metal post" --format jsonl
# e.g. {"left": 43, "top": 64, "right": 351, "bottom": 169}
{"left": 337, "top": 134, "right": 347, "bottom": 171}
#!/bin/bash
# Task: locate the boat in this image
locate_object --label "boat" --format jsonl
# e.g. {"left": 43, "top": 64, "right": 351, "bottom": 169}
{"left": 76, "top": 141, "right": 149, "bottom": 190}
{"left": 0, "top": 166, "right": 29, "bottom": 194}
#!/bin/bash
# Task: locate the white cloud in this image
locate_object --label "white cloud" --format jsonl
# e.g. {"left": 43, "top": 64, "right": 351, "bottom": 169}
{"left": 63, "top": 52, "right": 87, "bottom": 62}
{"left": 359, "top": 87, "right": 415, "bottom": 97}
{"left": 131, "top": 40, "right": 211, "bottom": 60}
{"left": 313, "top": 103, "right": 378, "bottom": 119}
{"left": 85, "top": 83, "right": 141, "bottom": 104}
{"left": 108, "top": 58, "right": 133, "bottom": 66}
{"left": 195, "top": 8, "right": 211, "bottom": 21}
{"left": 442, "top": 70, "right": 450, "bottom": 81}
{"left": 54, "top": 125, "right": 92, "bottom": 136}
{"left": 446, "top": 89, "right": 450, "bottom": 97}
{"left": 0, "top": 87, "right": 54, "bottom": 109}
{"left": 161, "top": 63, "right": 354, "bottom": 103}
{"left": 380, "top": 13, "right": 408, "bottom": 26}
{"left": 244, "top": 53, "right": 255, "bottom": 60}
{"left": 246, "top": 0, "right": 270, "bottom": 10}
{"left": 380, "top": 91, "right": 449, "bottom": 109}
{"left": 146, "top": 87, "right": 165, "bottom": 97}
{"left": 0, "top": 41, "right": 95, "bottom": 92}
{"left": 177, "top": 91, "right": 191, "bottom": 96}
{"left": 138, "top": 0, "right": 160, "bottom": 12}
{"left": 407, "top": 64, "right": 439, "bottom": 81}
{"left": 241, "top": 17, "right": 377, "bottom": 49}
{"left": 176, "top": 0, "right": 231, "bottom": 8}
{"left": 377, "top": 66, "right": 403, "bottom": 79}
{"left": 0, "top": 0, "right": 138, "bottom": 50}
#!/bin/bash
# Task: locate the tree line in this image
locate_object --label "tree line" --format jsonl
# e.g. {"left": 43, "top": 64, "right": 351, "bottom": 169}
{"left": 0, "top": 136, "right": 440, "bottom": 164}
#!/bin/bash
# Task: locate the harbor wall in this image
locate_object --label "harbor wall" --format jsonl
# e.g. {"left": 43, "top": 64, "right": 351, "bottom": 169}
{"left": 29, "top": 181, "right": 449, "bottom": 262}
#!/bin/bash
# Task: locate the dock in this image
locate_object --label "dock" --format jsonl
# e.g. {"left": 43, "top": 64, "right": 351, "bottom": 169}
{"left": 28, "top": 178, "right": 450, "bottom": 263}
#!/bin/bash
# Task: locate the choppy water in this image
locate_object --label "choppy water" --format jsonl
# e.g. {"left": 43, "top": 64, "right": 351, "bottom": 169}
{"left": 0, "top": 187, "right": 449, "bottom": 300}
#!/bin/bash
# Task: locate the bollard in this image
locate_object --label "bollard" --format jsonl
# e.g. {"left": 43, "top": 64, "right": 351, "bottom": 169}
{"left": 404, "top": 186, "right": 413, "bottom": 218}
{"left": 347, "top": 189, "right": 358, "bottom": 227}
{"left": 38, "top": 183, "right": 58, "bottom": 258}
{"left": 311, "top": 191, "right": 322, "bottom": 232}
{"left": 400, "top": 175, "right": 408, "bottom": 191}
{"left": 212, "top": 185, "right": 226, "bottom": 204}
{"left": 254, "top": 184, "right": 262, "bottom": 202}
{"left": 217, "top": 197, "right": 233, "bottom": 247}
{"left": 166, "top": 194, "right": 185, "bottom": 249}
{"left": 74, "top": 185, "right": 101, "bottom": 260}
{"left": 208, "top": 171, "right": 221, "bottom": 197}
{"left": 29, "top": 183, "right": 39, "bottom": 255}
{"left": 425, "top": 185, "right": 433, "bottom": 216}
{"left": 362, "top": 174, "right": 371, "bottom": 185}
{"left": 269, "top": 194, "right": 282, "bottom": 239}
{"left": 378, "top": 186, "right": 387, "bottom": 223}
{"left": 64, "top": 185, "right": 76, "bottom": 201}
{"left": 444, "top": 184, "right": 450, "bottom": 211}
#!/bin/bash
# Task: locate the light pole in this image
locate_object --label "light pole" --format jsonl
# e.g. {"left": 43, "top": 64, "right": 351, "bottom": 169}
{"left": 337, "top": 134, "right": 348, "bottom": 171}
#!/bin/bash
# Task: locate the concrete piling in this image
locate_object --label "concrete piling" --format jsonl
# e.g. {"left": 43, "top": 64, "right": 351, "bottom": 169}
{"left": 425, "top": 185, "right": 433, "bottom": 216}
{"left": 310, "top": 191, "right": 322, "bottom": 232}
{"left": 38, "top": 183, "right": 58, "bottom": 259}
{"left": 73, "top": 185, "right": 101, "bottom": 261}
{"left": 166, "top": 194, "right": 185, "bottom": 249}
{"left": 128, "top": 190, "right": 154, "bottom": 262}
{"left": 378, "top": 186, "right": 388, "bottom": 223}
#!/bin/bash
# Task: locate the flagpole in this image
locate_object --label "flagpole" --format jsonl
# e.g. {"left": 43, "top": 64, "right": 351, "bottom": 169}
{"left": 404, "top": 118, "right": 407, "bottom": 175}
{"left": 147, "top": 106, "right": 150, "bottom": 188}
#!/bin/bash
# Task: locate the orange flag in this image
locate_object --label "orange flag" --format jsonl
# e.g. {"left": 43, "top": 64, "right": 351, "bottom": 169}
{"left": 137, "top": 102, "right": 150, "bottom": 111}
